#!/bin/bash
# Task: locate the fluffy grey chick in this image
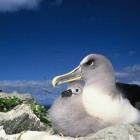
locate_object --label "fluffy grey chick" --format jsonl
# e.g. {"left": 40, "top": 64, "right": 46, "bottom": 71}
{"left": 48, "top": 81, "right": 109, "bottom": 137}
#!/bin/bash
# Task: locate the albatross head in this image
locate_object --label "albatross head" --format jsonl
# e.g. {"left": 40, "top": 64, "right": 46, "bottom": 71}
{"left": 52, "top": 54, "right": 115, "bottom": 87}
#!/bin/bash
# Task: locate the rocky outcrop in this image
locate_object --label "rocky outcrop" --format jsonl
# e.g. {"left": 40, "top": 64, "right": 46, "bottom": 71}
{"left": 1, "top": 91, "right": 140, "bottom": 140}
{"left": 0, "top": 104, "right": 49, "bottom": 134}
{"left": 0, "top": 91, "right": 37, "bottom": 104}
{"left": 0, "top": 124, "right": 140, "bottom": 140}
{"left": 85, "top": 124, "right": 140, "bottom": 140}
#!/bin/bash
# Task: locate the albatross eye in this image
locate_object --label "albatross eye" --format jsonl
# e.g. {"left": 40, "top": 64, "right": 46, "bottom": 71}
{"left": 85, "top": 59, "right": 95, "bottom": 66}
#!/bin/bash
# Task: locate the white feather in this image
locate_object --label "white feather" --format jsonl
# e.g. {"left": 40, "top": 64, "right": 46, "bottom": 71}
{"left": 82, "top": 82, "right": 140, "bottom": 124}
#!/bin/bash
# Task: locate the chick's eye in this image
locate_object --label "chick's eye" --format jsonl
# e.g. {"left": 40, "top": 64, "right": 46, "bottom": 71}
{"left": 76, "top": 89, "right": 79, "bottom": 92}
{"left": 86, "top": 59, "right": 95, "bottom": 66}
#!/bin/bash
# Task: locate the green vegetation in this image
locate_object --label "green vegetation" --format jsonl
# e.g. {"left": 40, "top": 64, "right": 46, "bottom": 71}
{"left": 0, "top": 96, "right": 23, "bottom": 112}
{"left": 0, "top": 96, "right": 51, "bottom": 124}
{"left": 31, "top": 103, "right": 51, "bottom": 124}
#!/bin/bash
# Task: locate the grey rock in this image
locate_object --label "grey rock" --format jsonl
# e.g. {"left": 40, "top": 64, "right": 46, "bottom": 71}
{"left": 83, "top": 124, "right": 140, "bottom": 140}
{"left": 0, "top": 104, "right": 49, "bottom": 134}
{"left": 1, "top": 124, "right": 140, "bottom": 140}
{"left": 0, "top": 126, "right": 20, "bottom": 140}
{"left": 0, "top": 91, "right": 37, "bottom": 104}
{"left": 1, "top": 91, "right": 140, "bottom": 139}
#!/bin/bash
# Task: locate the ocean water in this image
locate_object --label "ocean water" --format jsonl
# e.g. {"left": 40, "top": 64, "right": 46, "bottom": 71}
{"left": 32, "top": 93, "right": 61, "bottom": 110}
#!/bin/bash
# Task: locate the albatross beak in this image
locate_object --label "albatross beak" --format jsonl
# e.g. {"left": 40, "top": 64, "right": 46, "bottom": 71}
{"left": 52, "top": 66, "right": 82, "bottom": 87}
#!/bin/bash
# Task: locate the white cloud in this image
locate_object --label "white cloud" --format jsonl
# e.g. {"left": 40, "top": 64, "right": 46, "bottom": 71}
{"left": 113, "top": 53, "right": 121, "bottom": 58}
{"left": 129, "top": 81, "right": 140, "bottom": 85}
{"left": 124, "top": 64, "right": 140, "bottom": 72}
{"left": 0, "top": 80, "right": 66, "bottom": 106}
{"left": 115, "top": 64, "right": 140, "bottom": 85}
{"left": 0, "top": 0, "right": 42, "bottom": 12}
{"left": 51, "top": 0, "right": 63, "bottom": 6}
{"left": 115, "top": 72, "right": 130, "bottom": 78}
{"left": 0, "top": 80, "right": 65, "bottom": 94}
{"left": 129, "top": 50, "right": 137, "bottom": 56}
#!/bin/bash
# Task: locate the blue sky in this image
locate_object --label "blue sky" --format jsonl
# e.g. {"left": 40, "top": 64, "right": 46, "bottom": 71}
{"left": 0, "top": 0, "right": 140, "bottom": 88}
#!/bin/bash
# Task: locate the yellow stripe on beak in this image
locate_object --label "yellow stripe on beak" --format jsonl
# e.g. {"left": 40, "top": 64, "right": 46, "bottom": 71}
{"left": 52, "top": 66, "right": 82, "bottom": 87}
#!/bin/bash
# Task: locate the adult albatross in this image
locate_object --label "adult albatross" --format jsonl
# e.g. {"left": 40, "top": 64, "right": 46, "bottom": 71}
{"left": 51, "top": 54, "right": 140, "bottom": 136}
